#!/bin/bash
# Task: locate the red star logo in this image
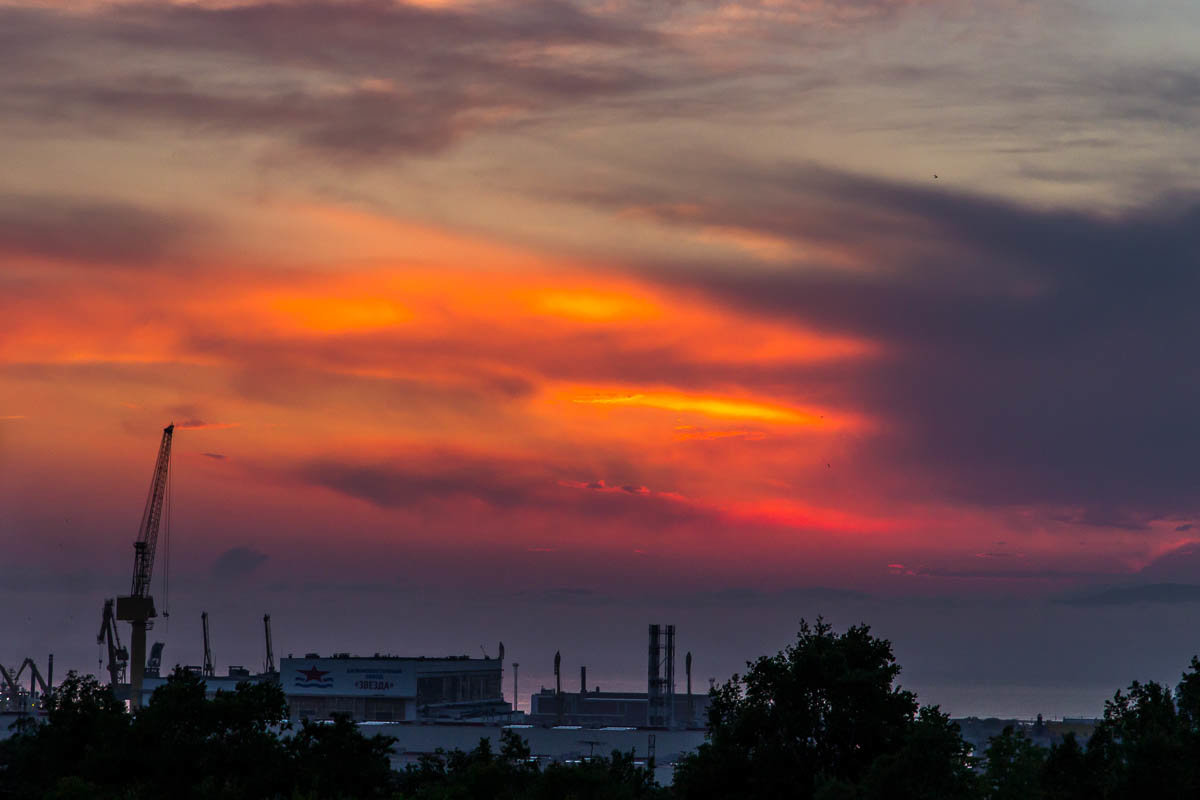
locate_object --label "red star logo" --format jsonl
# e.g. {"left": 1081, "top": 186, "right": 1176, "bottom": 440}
{"left": 300, "top": 665, "right": 330, "bottom": 681}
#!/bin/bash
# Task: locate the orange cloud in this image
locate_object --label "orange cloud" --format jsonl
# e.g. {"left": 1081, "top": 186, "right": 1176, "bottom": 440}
{"left": 570, "top": 390, "right": 830, "bottom": 426}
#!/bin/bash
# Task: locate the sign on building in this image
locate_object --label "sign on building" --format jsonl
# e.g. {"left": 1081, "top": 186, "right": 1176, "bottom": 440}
{"left": 282, "top": 659, "right": 418, "bottom": 697}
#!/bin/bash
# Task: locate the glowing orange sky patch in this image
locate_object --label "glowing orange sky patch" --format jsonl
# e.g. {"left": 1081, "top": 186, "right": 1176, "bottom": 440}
{"left": 267, "top": 294, "right": 412, "bottom": 332}
{"left": 571, "top": 390, "right": 830, "bottom": 426}
{"left": 729, "top": 499, "right": 906, "bottom": 535}
{"left": 529, "top": 289, "right": 660, "bottom": 321}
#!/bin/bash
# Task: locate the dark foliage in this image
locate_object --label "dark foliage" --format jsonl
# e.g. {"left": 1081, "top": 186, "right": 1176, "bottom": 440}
{"left": 858, "top": 705, "right": 978, "bottom": 800}
{"left": 1, "top": 672, "right": 132, "bottom": 796}
{"left": 291, "top": 714, "right": 398, "bottom": 799}
{"left": 0, "top": 668, "right": 394, "bottom": 800}
{"left": 982, "top": 725, "right": 1045, "bottom": 800}
{"left": 393, "top": 729, "right": 664, "bottom": 800}
{"left": 671, "top": 618, "right": 978, "bottom": 800}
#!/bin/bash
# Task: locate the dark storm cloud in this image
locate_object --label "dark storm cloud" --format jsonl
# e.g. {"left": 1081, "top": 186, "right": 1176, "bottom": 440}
{"left": 0, "top": 194, "right": 197, "bottom": 266}
{"left": 296, "top": 452, "right": 711, "bottom": 527}
{"left": 1046, "top": 508, "right": 1161, "bottom": 532}
{"left": 586, "top": 165, "right": 1200, "bottom": 521}
{"left": 0, "top": 1, "right": 657, "bottom": 71}
{"left": 300, "top": 456, "right": 541, "bottom": 510}
{"left": 2, "top": 1, "right": 1192, "bottom": 167}
{"left": 5, "top": 79, "right": 472, "bottom": 160}
{"left": 0, "top": 1, "right": 661, "bottom": 161}
{"left": 107, "top": 0, "right": 658, "bottom": 56}
{"left": 211, "top": 546, "right": 269, "bottom": 580}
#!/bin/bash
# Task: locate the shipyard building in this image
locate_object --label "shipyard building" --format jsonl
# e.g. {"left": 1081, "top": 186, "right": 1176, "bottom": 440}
{"left": 526, "top": 624, "right": 709, "bottom": 729}
{"left": 281, "top": 654, "right": 507, "bottom": 722}
{"left": 528, "top": 688, "right": 708, "bottom": 729}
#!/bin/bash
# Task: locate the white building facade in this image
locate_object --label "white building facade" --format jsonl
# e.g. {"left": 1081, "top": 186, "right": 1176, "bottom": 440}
{"left": 281, "top": 655, "right": 506, "bottom": 722}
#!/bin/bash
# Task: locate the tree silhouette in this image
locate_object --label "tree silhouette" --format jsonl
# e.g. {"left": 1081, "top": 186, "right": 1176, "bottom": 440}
{"left": 672, "top": 618, "right": 977, "bottom": 800}
{"left": 982, "top": 725, "right": 1045, "bottom": 800}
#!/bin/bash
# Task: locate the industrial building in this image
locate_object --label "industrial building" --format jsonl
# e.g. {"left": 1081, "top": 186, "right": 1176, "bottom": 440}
{"left": 282, "top": 654, "right": 508, "bottom": 722}
{"left": 526, "top": 624, "right": 708, "bottom": 729}
{"left": 528, "top": 688, "right": 708, "bottom": 729}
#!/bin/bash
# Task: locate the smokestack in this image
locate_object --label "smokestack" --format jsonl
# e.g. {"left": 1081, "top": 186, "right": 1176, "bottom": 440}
{"left": 581, "top": 665, "right": 587, "bottom": 694}
{"left": 48, "top": 654, "right": 54, "bottom": 693}
{"left": 648, "top": 624, "right": 665, "bottom": 727}
{"left": 554, "top": 650, "right": 563, "bottom": 722}
{"left": 666, "top": 625, "right": 676, "bottom": 729}
{"left": 513, "top": 663, "right": 520, "bottom": 714}
{"left": 686, "top": 651, "right": 693, "bottom": 726}
{"left": 648, "top": 624, "right": 660, "bottom": 691}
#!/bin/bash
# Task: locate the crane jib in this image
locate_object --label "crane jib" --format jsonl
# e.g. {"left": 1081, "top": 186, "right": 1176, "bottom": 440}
{"left": 130, "top": 424, "right": 173, "bottom": 599}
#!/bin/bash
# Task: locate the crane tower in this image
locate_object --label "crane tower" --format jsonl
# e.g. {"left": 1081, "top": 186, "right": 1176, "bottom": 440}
{"left": 201, "top": 612, "right": 214, "bottom": 678}
{"left": 115, "top": 423, "right": 174, "bottom": 710}
{"left": 263, "top": 614, "right": 276, "bottom": 674}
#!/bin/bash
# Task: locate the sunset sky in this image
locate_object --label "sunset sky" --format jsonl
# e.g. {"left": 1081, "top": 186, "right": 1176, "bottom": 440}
{"left": 3, "top": 0, "right": 1200, "bottom": 716}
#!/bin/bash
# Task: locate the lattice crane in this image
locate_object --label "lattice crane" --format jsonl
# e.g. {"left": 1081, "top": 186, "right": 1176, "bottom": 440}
{"left": 114, "top": 423, "right": 174, "bottom": 710}
{"left": 263, "top": 614, "right": 276, "bottom": 674}
{"left": 97, "top": 598, "right": 128, "bottom": 687}
{"left": 201, "top": 612, "right": 214, "bottom": 678}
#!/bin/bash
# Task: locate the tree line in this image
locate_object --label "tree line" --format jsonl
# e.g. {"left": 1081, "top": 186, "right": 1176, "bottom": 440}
{"left": 4, "top": 620, "right": 1200, "bottom": 799}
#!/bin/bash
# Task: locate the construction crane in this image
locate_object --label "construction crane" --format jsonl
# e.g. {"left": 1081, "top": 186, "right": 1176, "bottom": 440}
{"left": 0, "top": 658, "right": 53, "bottom": 713}
{"left": 201, "top": 612, "right": 214, "bottom": 678}
{"left": 97, "top": 598, "right": 128, "bottom": 687}
{"left": 263, "top": 614, "right": 276, "bottom": 674}
{"left": 146, "top": 642, "right": 165, "bottom": 678}
{"left": 114, "top": 423, "right": 174, "bottom": 710}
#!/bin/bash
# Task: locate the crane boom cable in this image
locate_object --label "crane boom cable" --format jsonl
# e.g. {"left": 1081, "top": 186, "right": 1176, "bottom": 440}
{"left": 162, "top": 454, "right": 172, "bottom": 626}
